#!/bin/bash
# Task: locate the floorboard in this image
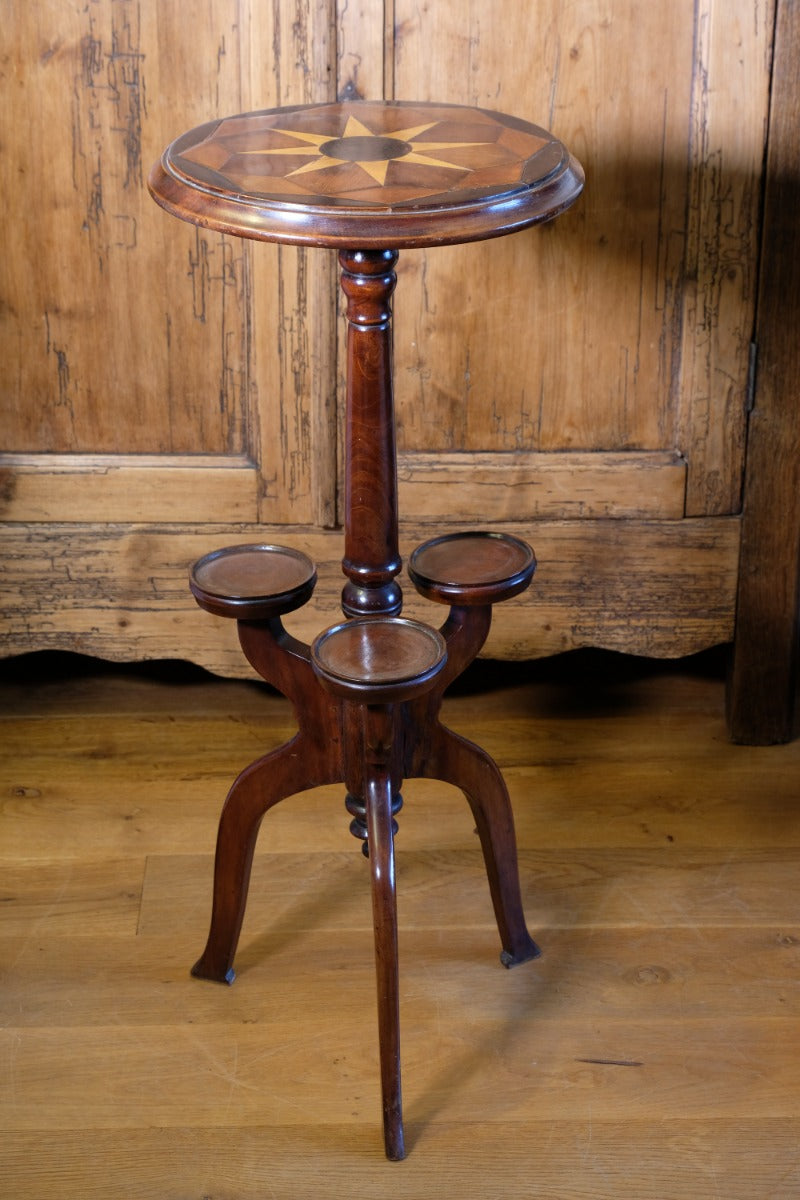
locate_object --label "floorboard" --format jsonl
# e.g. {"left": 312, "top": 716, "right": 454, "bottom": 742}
{"left": 1, "top": 649, "right": 799, "bottom": 1196}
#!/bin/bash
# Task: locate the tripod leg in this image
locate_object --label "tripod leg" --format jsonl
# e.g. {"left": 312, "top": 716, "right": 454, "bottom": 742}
{"left": 424, "top": 722, "right": 539, "bottom": 967}
{"left": 192, "top": 735, "right": 334, "bottom": 983}
{"left": 363, "top": 718, "right": 405, "bottom": 1161}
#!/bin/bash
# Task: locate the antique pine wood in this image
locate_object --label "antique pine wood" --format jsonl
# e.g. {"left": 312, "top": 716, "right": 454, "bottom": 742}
{"left": 148, "top": 98, "right": 580, "bottom": 1158}
{"left": 0, "top": 0, "right": 337, "bottom": 530}
{"left": 1, "top": 2, "right": 788, "bottom": 745}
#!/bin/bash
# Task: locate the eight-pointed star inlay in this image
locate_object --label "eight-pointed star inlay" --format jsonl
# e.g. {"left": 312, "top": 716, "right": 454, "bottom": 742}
{"left": 241, "top": 114, "right": 491, "bottom": 187}
{"left": 157, "top": 101, "right": 572, "bottom": 232}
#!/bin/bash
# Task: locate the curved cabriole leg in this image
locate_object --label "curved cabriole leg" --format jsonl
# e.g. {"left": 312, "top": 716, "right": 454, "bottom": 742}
{"left": 192, "top": 734, "right": 337, "bottom": 983}
{"left": 423, "top": 721, "right": 539, "bottom": 967}
{"left": 402, "top": 603, "right": 538, "bottom": 967}
{"left": 363, "top": 706, "right": 405, "bottom": 1161}
{"left": 193, "top": 614, "right": 344, "bottom": 984}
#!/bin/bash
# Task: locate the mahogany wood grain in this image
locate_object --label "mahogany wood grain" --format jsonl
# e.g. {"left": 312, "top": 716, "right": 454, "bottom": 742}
{"left": 362, "top": 705, "right": 404, "bottom": 1161}
{"left": 339, "top": 249, "right": 403, "bottom": 617}
{"left": 190, "top": 590, "right": 537, "bottom": 1158}
{"left": 189, "top": 544, "right": 317, "bottom": 620}
{"left": 409, "top": 531, "right": 535, "bottom": 606}
{"left": 187, "top": 587, "right": 537, "bottom": 1159}
{"left": 312, "top": 618, "right": 446, "bottom": 697}
{"left": 148, "top": 101, "right": 583, "bottom": 249}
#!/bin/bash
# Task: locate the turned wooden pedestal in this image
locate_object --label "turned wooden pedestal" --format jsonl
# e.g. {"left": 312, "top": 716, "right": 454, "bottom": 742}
{"left": 149, "top": 100, "right": 583, "bottom": 1159}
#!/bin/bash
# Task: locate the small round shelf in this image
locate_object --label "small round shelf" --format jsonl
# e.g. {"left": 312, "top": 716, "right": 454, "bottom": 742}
{"left": 408, "top": 531, "right": 536, "bottom": 606}
{"left": 311, "top": 617, "right": 447, "bottom": 704}
{"left": 190, "top": 543, "right": 317, "bottom": 620}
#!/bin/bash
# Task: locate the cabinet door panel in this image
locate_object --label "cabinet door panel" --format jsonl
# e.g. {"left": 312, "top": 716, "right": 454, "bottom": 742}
{"left": 3, "top": 2, "right": 248, "bottom": 457}
{"left": 0, "top": 0, "right": 336, "bottom": 527}
{"left": 678, "top": 0, "right": 775, "bottom": 515}
{"left": 389, "top": 0, "right": 772, "bottom": 519}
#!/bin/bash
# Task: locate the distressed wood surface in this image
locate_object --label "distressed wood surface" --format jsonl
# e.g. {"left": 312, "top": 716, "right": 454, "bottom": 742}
{"left": 389, "top": 0, "right": 769, "bottom": 492}
{"left": 0, "top": 449, "right": 686, "bottom": 523}
{"left": 678, "top": 0, "right": 774, "bottom": 516}
{"left": 336, "top": 0, "right": 392, "bottom": 102}
{"left": 396, "top": 450, "right": 686, "bottom": 521}
{"left": 0, "top": 454, "right": 257, "bottom": 523}
{"left": 1, "top": 654, "right": 799, "bottom": 1194}
{"left": 1, "top": 2, "right": 249, "bottom": 456}
{"left": 0, "top": 518, "right": 739, "bottom": 673}
{"left": 0, "top": 1, "right": 336, "bottom": 529}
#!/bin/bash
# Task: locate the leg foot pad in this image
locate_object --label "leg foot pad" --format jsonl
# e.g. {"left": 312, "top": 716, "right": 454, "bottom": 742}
{"left": 191, "top": 959, "right": 236, "bottom": 985}
{"left": 500, "top": 936, "right": 541, "bottom": 969}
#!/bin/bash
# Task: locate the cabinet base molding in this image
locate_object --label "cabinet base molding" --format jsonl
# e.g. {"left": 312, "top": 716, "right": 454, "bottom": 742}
{"left": 1, "top": 518, "right": 739, "bottom": 676}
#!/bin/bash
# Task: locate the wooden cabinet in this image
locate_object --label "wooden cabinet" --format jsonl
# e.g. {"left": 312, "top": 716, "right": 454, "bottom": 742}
{"left": 2, "top": 1, "right": 798, "bottom": 741}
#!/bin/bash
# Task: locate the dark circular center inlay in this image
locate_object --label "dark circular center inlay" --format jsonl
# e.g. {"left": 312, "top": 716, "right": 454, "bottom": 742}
{"left": 320, "top": 135, "right": 412, "bottom": 163}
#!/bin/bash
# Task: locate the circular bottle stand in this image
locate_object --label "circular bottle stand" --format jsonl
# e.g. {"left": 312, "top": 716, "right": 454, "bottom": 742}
{"left": 408, "top": 531, "right": 536, "bottom": 606}
{"left": 189, "top": 543, "right": 317, "bottom": 620}
{"left": 311, "top": 616, "right": 447, "bottom": 704}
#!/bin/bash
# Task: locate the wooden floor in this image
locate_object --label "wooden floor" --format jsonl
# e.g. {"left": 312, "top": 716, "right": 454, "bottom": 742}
{"left": 1, "top": 648, "right": 799, "bottom": 1198}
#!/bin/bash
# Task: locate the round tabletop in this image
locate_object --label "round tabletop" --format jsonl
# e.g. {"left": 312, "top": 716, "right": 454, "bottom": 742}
{"left": 148, "top": 100, "right": 583, "bottom": 249}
